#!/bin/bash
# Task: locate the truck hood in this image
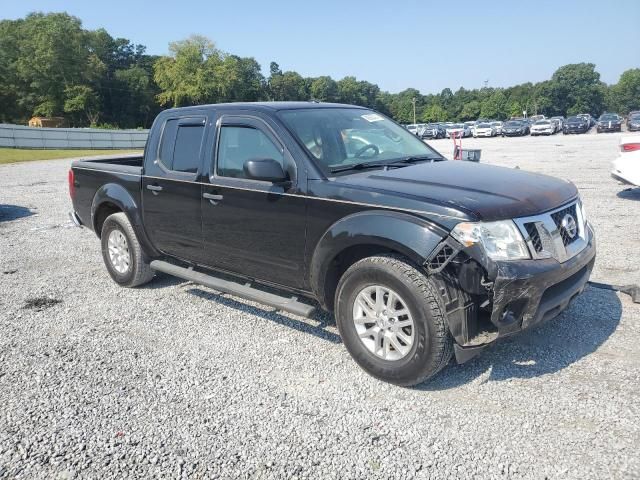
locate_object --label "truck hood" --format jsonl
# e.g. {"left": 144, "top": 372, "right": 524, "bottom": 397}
{"left": 332, "top": 161, "right": 578, "bottom": 221}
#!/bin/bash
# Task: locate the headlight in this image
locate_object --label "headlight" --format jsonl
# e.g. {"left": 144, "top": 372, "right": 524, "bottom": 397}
{"left": 451, "top": 220, "right": 530, "bottom": 261}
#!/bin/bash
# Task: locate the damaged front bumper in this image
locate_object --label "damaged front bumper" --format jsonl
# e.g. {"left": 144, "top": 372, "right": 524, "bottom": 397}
{"left": 447, "top": 225, "right": 596, "bottom": 363}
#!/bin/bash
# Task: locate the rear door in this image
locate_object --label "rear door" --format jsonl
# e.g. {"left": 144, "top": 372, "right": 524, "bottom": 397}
{"left": 142, "top": 115, "right": 208, "bottom": 261}
{"left": 200, "top": 113, "right": 307, "bottom": 288}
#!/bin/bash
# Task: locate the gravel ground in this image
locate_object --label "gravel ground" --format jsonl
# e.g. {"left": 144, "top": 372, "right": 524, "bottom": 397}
{"left": 1, "top": 134, "right": 639, "bottom": 479}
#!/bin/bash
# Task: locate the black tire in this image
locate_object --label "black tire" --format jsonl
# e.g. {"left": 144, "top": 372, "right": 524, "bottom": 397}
{"left": 101, "top": 212, "right": 154, "bottom": 287}
{"left": 334, "top": 255, "right": 453, "bottom": 386}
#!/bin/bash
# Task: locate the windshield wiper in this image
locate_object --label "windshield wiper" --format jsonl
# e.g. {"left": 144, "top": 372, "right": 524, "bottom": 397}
{"left": 329, "top": 161, "right": 408, "bottom": 173}
{"left": 390, "top": 155, "right": 440, "bottom": 164}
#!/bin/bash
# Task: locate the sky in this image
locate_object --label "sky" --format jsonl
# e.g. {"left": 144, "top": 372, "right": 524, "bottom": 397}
{"left": 3, "top": 0, "right": 640, "bottom": 94}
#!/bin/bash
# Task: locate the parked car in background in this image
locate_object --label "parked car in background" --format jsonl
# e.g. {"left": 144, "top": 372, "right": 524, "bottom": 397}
{"left": 550, "top": 116, "right": 565, "bottom": 131}
{"left": 563, "top": 116, "right": 590, "bottom": 134}
{"left": 627, "top": 112, "right": 640, "bottom": 132}
{"left": 473, "top": 122, "right": 497, "bottom": 137}
{"left": 597, "top": 113, "right": 623, "bottom": 133}
{"left": 530, "top": 115, "right": 546, "bottom": 123}
{"left": 531, "top": 120, "right": 556, "bottom": 136}
{"left": 491, "top": 121, "right": 503, "bottom": 135}
{"left": 421, "top": 123, "right": 446, "bottom": 139}
{"left": 502, "top": 120, "right": 529, "bottom": 137}
{"left": 577, "top": 114, "right": 595, "bottom": 128}
{"left": 611, "top": 135, "right": 640, "bottom": 187}
{"left": 445, "top": 123, "right": 472, "bottom": 138}
{"left": 405, "top": 124, "right": 420, "bottom": 136}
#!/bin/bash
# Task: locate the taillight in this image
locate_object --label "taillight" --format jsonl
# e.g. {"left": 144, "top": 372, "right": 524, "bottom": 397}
{"left": 621, "top": 143, "right": 640, "bottom": 152}
{"left": 68, "top": 169, "right": 76, "bottom": 199}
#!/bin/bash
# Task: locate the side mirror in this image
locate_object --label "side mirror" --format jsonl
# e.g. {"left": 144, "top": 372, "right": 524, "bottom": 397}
{"left": 243, "top": 158, "right": 288, "bottom": 183}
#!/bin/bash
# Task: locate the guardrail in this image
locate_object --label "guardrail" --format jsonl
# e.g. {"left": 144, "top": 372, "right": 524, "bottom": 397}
{"left": 0, "top": 124, "right": 149, "bottom": 149}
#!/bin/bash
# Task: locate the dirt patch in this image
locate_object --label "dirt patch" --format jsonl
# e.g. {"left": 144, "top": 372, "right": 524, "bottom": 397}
{"left": 22, "top": 297, "right": 62, "bottom": 311}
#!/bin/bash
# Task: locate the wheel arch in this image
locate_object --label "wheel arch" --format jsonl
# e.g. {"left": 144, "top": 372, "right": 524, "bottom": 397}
{"left": 309, "top": 210, "right": 447, "bottom": 311}
{"left": 91, "top": 183, "right": 159, "bottom": 257}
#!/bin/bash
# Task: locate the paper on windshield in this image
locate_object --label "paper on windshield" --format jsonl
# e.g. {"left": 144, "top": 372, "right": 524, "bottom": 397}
{"left": 361, "top": 113, "right": 384, "bottom": 122}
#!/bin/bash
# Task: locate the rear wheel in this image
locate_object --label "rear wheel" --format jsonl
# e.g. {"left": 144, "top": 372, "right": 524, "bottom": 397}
{"left": 101, "top": 212, "right": 154, "bottom": 287}
{"left": 335, "top": 255, "right": 453, "bottom": 386}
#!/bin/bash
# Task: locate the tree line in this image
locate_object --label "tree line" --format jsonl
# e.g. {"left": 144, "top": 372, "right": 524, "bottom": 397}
{"left": 1, "top": 12, "right": 638, "bottom": 128}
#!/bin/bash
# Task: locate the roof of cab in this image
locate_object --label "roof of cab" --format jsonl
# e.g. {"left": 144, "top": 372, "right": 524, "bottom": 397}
{"left": 161, "top": 101, "right": 367, "bottom": 115}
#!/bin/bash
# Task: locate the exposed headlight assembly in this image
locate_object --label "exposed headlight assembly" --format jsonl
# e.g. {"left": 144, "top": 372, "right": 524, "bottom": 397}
{"left": 451, "top": 220, "right": 530, "bottom": 261}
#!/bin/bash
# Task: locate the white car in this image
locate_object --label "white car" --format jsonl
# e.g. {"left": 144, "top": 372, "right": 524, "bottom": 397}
{"left": 405, "top": 124, "right": 419, "bottom": 135}
{"left": 445, "top": 123, "right": 471, "bottom": 138}
{"left": 612, "top": 135, "right": 640, "bottom": 187}
{"left": 473, "top": 122, "right": 496, "bottom": 137}
{"left": 491, "top": 121, "right": 503, "bottom": 135}
{"left": 530, "top": 120, "right": 555, "bottom": 136}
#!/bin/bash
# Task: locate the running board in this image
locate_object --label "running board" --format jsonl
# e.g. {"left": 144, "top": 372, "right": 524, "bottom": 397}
{"left": 150, "top": 260, "right": 316, "bottom": 318}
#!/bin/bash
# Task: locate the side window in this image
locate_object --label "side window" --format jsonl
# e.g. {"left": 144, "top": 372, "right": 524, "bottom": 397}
{"left": 157, "top": 117, "right": 205, "bottom": 174}
{"left": 217, "top": 126, "right": 284, "bottom": 179}
{"left": 158, "top": 119, "right": 178, "bottom": 167}
{"left": 172, "top": 123, "right": 205, "bottom": 173}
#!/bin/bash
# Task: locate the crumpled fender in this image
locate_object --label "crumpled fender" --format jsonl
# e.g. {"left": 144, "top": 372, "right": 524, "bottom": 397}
{"left": 309, "top": 210, "right": 447, "bottom": 308}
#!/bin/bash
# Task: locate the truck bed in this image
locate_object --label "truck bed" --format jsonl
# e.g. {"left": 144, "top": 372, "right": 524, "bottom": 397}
{"left": 71, "top": 153, "right": 144, "bottom": 231}
{"left": 73, "top": 153, "right": 144, "bottom": 175}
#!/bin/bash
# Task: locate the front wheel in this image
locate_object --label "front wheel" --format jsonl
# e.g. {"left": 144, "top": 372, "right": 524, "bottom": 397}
{"left": 335, "top": 255, "right": 453, "bottom": 386}
{"left": 101, "top": 212, "right": 154, "bottom": 287}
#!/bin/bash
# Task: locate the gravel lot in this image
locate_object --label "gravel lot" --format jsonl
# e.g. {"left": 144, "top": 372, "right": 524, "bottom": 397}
{"left": 1, "top": 133, "right": 639, "bottom": 479}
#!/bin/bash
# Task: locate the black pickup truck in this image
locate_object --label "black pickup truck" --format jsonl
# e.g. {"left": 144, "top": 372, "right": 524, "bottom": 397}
{"left": 69, "top": 102, "right": 596, "bottom": 386}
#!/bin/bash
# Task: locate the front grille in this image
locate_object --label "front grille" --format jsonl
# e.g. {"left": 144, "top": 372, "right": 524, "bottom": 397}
{"left": 524, "top": 223, "right": 543, "bottom": 252}
{"left": 550, "top": 204, "right": 580, "bottom": 246}
{"left": 514, "top": 201, "right": 588, "bottom": 263}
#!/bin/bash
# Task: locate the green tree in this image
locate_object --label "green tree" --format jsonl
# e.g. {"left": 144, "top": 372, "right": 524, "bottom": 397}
{"left": 421, "top": 104, "right": 447, "bottom": 122}
{"left": 608, "top": 69, "right": 640, "bottom": 114}
{"left": 548, "top": 63, "right": 605, "bottom": 116}
{"left": 269, "top": 71, "right": 308, "bottom": 100}
{"left": 310, "top": 76, "right": 339, "bottom": 102}
{"left": 459, "top": 100, "right": 481, "bottom": 120}
{"left": 64, "top": 85, "right": 100, "bottom": 125}
{"left": 215, "top": 56, "right": 265, "bottom": 102}
{"left": 480, "top": 91, "right": 508, "bottom": 119}
{"left": 6, "top": 13, "right": 90, "bottom": 120}
{"left": 153, "top": 35, "right": 222, "bottom": 107}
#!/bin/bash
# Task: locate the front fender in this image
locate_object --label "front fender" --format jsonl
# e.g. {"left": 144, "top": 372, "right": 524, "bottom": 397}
{"left": 309, "top": 210, "right": 448, "bottom": 307}
{"left": 91, "top": 183, "right": 159, "bottom": 257}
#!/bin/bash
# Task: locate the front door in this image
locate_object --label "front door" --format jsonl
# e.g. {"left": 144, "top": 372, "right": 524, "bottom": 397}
{"left": 201, "top": 115, "right": 307, "bottom": 289}
{"left": 142, "top": 115, "right": 207, "bottom": 261}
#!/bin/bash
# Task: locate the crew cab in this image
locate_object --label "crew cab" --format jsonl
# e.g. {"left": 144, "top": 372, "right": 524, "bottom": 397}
{"left": 69, "top": 102, "right": 596, "bottom": 386}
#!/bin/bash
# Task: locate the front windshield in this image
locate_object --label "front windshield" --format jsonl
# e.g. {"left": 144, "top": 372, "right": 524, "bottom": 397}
{"left": 477, "top": 123, "right": 491, "bottom": 128}
{"left": 505, "top": 121, "right": 521, "bottom": 127}
{"left": 450, "top": 124, "right": 464, "bottom": 129}
{"left": 599, "top": 114, "right": 617, "bottom": 121}
{"left": 535, "top": 120, "right": 550, "bottom": 125}
{"left": 278, "top": 108, "right": 442, "bottom": 174}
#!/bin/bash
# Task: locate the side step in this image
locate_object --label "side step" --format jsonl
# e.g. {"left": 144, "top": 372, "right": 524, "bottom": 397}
{"left": 150, "top": 260, "right": 316, "bottom": 318}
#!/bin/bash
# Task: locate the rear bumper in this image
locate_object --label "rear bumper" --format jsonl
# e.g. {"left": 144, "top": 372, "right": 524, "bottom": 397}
{"left": 69, "top": 211, "right": 83, "bottom": 228}
{"left": 611, "top": 170, "right": 639, "bottom": 187}
{"left": 454, "top": 226, "right": 596, "bottom": 363}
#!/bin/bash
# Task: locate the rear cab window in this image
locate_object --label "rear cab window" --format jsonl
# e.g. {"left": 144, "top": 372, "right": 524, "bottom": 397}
{"left": 155, "top": 116, "right": 206, "bottom": 176}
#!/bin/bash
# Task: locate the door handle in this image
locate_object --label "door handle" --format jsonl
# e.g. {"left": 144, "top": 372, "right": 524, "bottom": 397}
{"left": 146, "top": 184, "right": 163, "bottom": 195}
{"left": 203, "top": 192, "right": 224, "bottom": 204}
